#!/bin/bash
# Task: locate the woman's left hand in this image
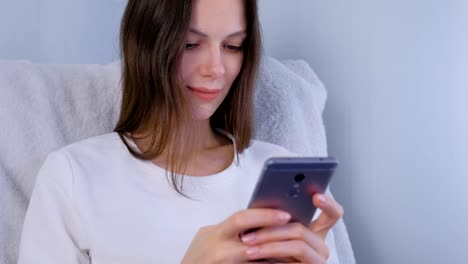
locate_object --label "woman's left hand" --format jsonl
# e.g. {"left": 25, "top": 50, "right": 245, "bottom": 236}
{"left": 240, "top": 194, "right": 344, "bottom": 263}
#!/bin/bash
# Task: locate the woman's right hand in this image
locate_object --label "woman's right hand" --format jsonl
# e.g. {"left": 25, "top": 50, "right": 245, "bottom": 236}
{"left": 181, "top": 208, "right": 292, "bottom": 264}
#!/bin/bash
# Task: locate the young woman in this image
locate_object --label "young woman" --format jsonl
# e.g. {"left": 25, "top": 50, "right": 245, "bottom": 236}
{"left": 18, "top": 0, "right": 343, "bottom": 263}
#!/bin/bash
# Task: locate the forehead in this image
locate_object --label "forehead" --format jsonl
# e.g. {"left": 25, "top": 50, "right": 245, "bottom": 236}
{"left": 190, "top": 0, "right": 246, "bottom": 36}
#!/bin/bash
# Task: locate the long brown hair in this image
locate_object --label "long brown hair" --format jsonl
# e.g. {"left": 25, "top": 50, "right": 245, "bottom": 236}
{"left": 114, "top": 0, "right": 261, "bottom": 196}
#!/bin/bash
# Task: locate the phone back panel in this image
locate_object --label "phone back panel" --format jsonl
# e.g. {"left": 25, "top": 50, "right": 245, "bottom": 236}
{"left": 248, "top": 157, "right": 338, "bottom": 226}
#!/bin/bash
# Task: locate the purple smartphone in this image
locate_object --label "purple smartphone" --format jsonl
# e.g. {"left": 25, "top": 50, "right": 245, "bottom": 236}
{"left": 247, "top": 157, "right": 338, "bottom": 226}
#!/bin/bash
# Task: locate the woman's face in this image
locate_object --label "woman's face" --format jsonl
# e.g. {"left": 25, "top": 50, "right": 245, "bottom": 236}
{"left": 180, "top": 0, "right": 246, "bottom": 121}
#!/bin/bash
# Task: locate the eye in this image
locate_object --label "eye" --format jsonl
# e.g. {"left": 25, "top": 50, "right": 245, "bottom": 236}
{"left": 185, "top": 43, "right": 199, "bottom": 50}
{"left": 224, "top": 44, "right": 243, "bottom": 52}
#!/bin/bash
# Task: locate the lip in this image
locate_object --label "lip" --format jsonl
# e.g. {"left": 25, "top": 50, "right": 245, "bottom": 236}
{"left": 187, "top": 86, "right": 221, "bottom": 101}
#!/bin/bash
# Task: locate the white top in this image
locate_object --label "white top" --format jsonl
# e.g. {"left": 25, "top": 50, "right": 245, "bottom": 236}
{"left": 18, "top": 132, "right": 328, "bottom": 263}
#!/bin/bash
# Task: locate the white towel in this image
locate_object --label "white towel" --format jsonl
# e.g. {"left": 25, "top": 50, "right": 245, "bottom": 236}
{"left": 254, "top": 57, "right": 355, "bottom": 264}
{"left": 254, "top": 57, "right": 328, "bottom": 156}
{"left": 0, "top": 56, "right": 354, "bottom": 264}
{"left": 0, "top": 61, "right": 121, "bottom": 264}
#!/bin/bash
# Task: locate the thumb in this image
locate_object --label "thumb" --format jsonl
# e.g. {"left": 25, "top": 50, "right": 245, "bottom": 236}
{"left": 309, "top": 194, "right": 344, "bottom": 240}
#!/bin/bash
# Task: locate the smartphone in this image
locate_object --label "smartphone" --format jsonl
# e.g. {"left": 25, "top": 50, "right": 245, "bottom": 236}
{"left": 247, "top": 157, "right": 338, "bottom": 226}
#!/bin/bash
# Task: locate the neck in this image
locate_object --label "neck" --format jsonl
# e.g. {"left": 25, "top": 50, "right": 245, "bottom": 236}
{"left": 131, "top": 119, "right": 233, "bottom": 175}
{"left": 132, "top": 119, "right": 229, "bottom": 154}
{"left": 188, "top": 119, "right": 228, "bottom": 151}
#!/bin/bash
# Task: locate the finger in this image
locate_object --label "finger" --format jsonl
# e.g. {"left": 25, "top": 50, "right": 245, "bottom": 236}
{"left": 220, "top": 209, "right": 291, "bottom": 238}
{"left": 211, "top": 241, "right": 256, "bottom": 263}
{"left": 240, "top": 222, "right": 329, "bottom": 257}
{"left": 309, "top": 194, "right": 344, "bottom": 239}
{"left": 244, "top": 240, "right": 326, "bottom": 263}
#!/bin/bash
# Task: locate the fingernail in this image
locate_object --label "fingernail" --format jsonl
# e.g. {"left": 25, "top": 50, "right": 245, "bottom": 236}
{"left": 278, "top": 212, "right": 291, "bottom": 222}
{"left": 317, "top": 194, "right": 326, "bottom": 204}
{"left": 241, "top": 233, "right": 256, "bottom": 243}
{"left": 246, "top": 246, "right": 259, "bottom": 257}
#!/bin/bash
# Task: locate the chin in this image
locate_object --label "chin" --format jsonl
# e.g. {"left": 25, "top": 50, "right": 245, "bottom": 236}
{"left": 191, "top": 107, "right": 217, "bottom": 121}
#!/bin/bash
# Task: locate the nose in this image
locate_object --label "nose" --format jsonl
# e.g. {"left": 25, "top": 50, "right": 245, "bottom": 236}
{"left": 201, "top": 47, "right": 225, "bottom": 78}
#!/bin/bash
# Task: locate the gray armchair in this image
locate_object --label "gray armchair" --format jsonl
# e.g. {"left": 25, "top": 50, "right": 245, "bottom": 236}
{"left": 0, "top": 56, "right": 355, "bottom": 264}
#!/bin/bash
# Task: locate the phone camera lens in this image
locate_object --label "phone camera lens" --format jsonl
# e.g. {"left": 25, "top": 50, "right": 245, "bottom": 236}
{"left": 294, "top": 174, "right": 305, "bottom": 183}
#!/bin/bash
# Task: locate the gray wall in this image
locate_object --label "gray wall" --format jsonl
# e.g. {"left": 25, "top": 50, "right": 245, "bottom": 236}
{"left": 1, "top": 0, "right": 468, "bottom": 263}
{"left": 259, "top": 1, "right": 468, "bottom": 263}
{"left": 0, "top": 0, "right": 125, "bottom": 63}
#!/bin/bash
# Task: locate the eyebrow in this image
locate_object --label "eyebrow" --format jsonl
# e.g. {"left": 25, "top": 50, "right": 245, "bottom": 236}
{"left": 189, "top": 28, "right": 247, "bottom": 38}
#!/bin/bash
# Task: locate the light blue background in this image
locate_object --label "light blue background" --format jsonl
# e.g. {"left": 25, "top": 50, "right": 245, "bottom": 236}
{"left": 1, "top": 0, "right": 467, "bottom": 263}
{"left": 0, "top": 0, "right": 125, "bottom": 63}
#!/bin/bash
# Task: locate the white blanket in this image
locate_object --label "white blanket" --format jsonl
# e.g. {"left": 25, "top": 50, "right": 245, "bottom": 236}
{"left": 0, "top": 57, "right": 354, "bottom": 264}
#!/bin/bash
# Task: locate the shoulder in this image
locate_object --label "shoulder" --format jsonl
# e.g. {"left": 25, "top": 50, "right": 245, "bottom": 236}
{"left": 57, "top": 132, "right": 130, "bottom": 179}
{"left": 239, "top": 140, "right": 299, "bottom": 167}
{"left": 35, "top": 133, "right": 125, "bottom": 191}
{"left": 247, "top": 140, "right": 299, "bottom": 157}
{"left": 60, "top": 132, "right": 123, "bottom": 157}
{"left": 53, "top": 132, "right": 125, "bottom": 170}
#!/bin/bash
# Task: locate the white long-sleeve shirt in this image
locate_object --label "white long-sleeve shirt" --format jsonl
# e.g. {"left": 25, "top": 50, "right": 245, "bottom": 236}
{"left": 18, "top": 132, "right": 335, "bottom": 263}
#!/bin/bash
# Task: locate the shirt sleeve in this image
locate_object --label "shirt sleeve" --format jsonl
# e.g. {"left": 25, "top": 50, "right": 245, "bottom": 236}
{"left": 18, "top": 151, "right": 90, "bottom": 264}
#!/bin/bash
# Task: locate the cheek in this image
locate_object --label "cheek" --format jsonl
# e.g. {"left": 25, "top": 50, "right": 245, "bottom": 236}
{"left": 179, "top": 54, "right": 195, "bottom": 81}
{"left": 226, "top": 55, "right": 244, "bottom": 82}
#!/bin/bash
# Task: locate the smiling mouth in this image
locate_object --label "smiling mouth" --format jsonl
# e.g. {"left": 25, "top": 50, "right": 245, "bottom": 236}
{"left": 187, "top": 86, "right": 221, "bottom": 101}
